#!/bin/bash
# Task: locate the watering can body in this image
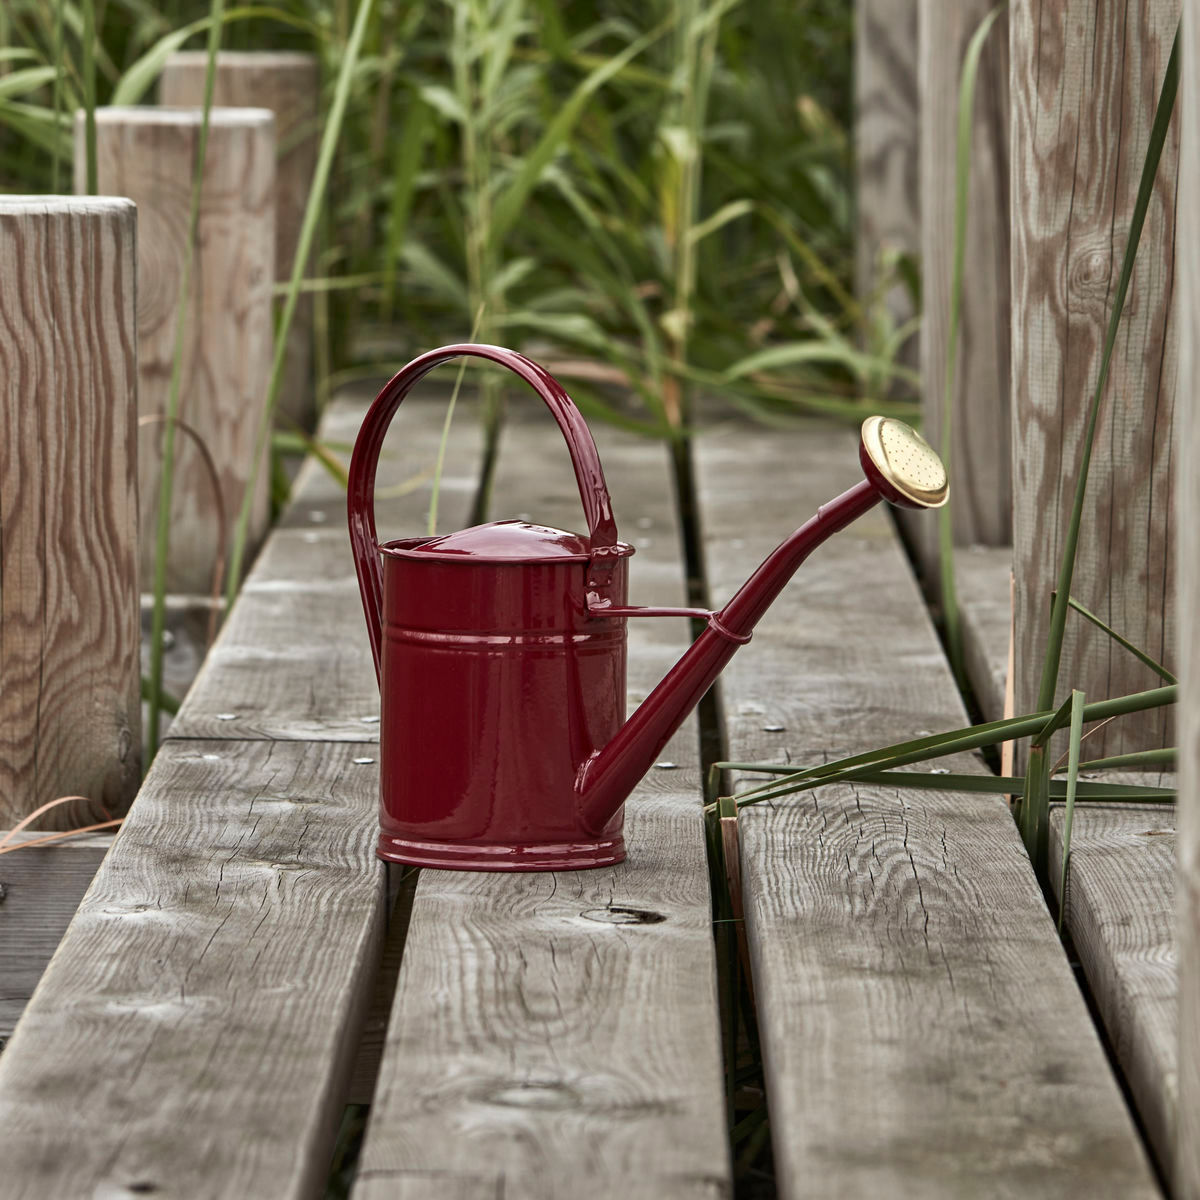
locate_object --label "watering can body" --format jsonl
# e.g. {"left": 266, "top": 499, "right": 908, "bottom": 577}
{"left": 375, "top": 526, "right": 632, "bottom": 869}
{"left": 348, "top": 343, "right": 948, "bottom": 872}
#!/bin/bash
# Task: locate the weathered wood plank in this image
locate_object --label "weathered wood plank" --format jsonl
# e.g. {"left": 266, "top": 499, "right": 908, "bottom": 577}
{"left": 160, "top": 52, "right": 320, "bottom": 428}
{"left": 1177, "top": 0, "right": 1200, "bottom": 1193}
{"left": 1049, "top": 803, "right": 1176, "bottom": 1176}
{"left": 0, "top": 833, "right": 113, "bottom": 1044}
{"left": 1010, "top": 0, "right": 1179, "bottom": 759}
{"left": 0, "top": 197, "right": 140, "bottom": 828}
{"left": 354, "top": 402, "right": 730, "bottom": 1197}
{"left": 956, "top": 544, "right": 1012, "bottom": 722}
{"left": 78, "top": 107, "right": 276, "bottom": 596}
{"left": 917, "top": 0, "right": 1011, "bottom": 557}
{"left": 856, "top": 0, "right": 920, "bottom": 363}
{"left": 696, "top": 422, "right": 1159, "bottom": 1197}
{"left": 0, "top": 738, "right": 386, "bottom": 1199}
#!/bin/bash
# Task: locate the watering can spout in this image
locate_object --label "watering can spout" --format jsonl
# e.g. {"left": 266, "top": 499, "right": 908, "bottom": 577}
{"left": 575, "top": 415, "right": 949, "bottom": 835}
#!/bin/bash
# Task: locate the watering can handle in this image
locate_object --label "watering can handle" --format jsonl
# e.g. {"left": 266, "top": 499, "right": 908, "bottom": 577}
{"left": 347, "top": 343, "right": 620, "bottom": 682}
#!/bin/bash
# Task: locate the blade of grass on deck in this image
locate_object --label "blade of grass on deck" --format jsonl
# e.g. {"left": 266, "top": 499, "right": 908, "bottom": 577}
{"left": 353, "top": 401, "right": 729, "bottom": 1198}
{"left": 695, "top": 421, "right": 1157, "bottom": 1196}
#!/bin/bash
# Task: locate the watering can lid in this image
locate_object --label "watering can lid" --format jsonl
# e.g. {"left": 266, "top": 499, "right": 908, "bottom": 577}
{"left": 401, "top": 519, "right": 620, "bottom": 564}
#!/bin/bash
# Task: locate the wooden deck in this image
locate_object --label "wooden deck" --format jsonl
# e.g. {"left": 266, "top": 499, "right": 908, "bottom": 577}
{"left": 959, "top": 553, "right": 1180, "bottom": 1181}
{"left": 697, "top": 427, "right": 1158, "bottom": 1197}
{"left": 0, "top": 398, "right": 1179, "bottom": 1197}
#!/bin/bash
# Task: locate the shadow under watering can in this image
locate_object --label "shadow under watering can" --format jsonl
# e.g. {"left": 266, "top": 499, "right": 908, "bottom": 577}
{"left": 347, "top": 343, "right": 947, "bottom": 871}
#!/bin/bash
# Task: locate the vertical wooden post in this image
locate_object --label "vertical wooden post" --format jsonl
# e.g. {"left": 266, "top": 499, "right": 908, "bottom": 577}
{"left": 918, "top": 0, "right": 1011, "bottom": 552}
{"left": 1010, "top": 0, "right": 1178, "bottom": 758}
{"left": 0, "top": 198, "right": 140, "bottom": 828}
{"left": 159, "top": 52, "right": 319, "bottom": 429}
{"left": 855, "top": 0, "right": 920, "bottom": 367}
{"left": 76, "top": 108, "right": 276, "bottom": 597}
{"left": 1176, "top": 1, "right": 1199, "bottom": 1191}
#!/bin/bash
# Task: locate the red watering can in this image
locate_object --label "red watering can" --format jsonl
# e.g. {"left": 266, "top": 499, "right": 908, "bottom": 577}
{"left": 347, "top": 344, "right": 947, "bottom": 871}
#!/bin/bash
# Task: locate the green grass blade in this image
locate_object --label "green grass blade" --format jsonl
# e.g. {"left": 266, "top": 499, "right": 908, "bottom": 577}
{"left": 1061, "top": 593, "right": 1177, "bottom": 683}
{"left": 1032, "top": 691, "right": 1076, "bottom": 750}
{"left": 938, "top": 4, "right": 1004, "bottom": 684}
{"left": 1075, "top": 747, "right": 1175, "bottom": 772}
{"left": 1035, "top": 26, "right": 1179, "bottom": 713}
{"left": 225, "top": 0, "right": 377, "bottom": 611}
{"left": 427, "top": 304, "right": 484, "bottom": 536}
{"left": 1057, "top": 690, "right": 1086, "bottom": 930}
{"left": 488, "top": 17, "right": 670, "bottom": 246}
{"left": 80, "top": 0, "right": 96, "bottom": 194}
{"left": 726, "top": 769, "right": 1172, "bottom": 801}
{"left": 51, "top": 0, "right": 64, "bottom": 191}
{"left": 726, "top": 684, "right": 1176, "bottom": 808}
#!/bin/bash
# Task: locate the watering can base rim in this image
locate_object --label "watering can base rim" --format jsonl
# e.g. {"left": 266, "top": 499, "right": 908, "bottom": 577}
{"left": 377, "top": 832, "right": 626, "bottom": 872}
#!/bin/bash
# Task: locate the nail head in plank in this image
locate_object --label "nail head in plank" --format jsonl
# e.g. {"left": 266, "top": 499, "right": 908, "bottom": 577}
{"left": 697, "top": 421, "right": 1159, "bottom": 1196}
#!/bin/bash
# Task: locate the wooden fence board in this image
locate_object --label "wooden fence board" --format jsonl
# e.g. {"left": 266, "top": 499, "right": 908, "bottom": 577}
{"left": 918, "top": 0, "right": 1011, "bottom": 557}
{"left": 696, "top": 422, "right": 1159, "bottom": 1197}
{"left": 0, "top": 738, "right": 386, "bottom": 1199}
{"left": 0, "top": 197, "right": 140, "bottom": 828}
{"left": 1050, "top": 802, "right": 1177, "bottom": 1176}
{"left": 80, "top": 107, "right": 276, "bottom": 596}
{"left": 354, "top": 403, "right": 731, "bottom": 1198}
{"left": 1176, "top": 0, "right": 1200, "bottom": 1192}
{"left": 855, "top": 0, "right": 920, "bottom": 362}
{"left": 160, "top": 51, "right": 319, "bottom": 428}
{"left": 1010, "top": 0, "right": 1179, "bottom": 760}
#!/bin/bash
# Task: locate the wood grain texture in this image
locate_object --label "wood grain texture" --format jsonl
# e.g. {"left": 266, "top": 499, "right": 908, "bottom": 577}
{"left": 917, "top": 0, "right": 1011, "bottom": 561}
{"left": 77, "top": 107, "right": 276, "bottom": 596}
{"left": 160, "top": 52, "right": 319, "bottom": 429}
{"left": 0, "top": 832, "right": 112, "bottom": 1043}
{"left": 0, "top": 738, "right": 387, "bottom": 1200}
{"left": 695, "top": 422, "right": 1158, "bottom": 1197}
{"left": 1010, "top": 0, "right": 1179, "bottom": 759}
{"left": 0, "top": 197, "right": 140, "bottom": 827}
{"left": 354, "top": 400, "right": 730, "bottom": 1198}
{"left": 856, "top": 0, "right": 920, "bottom": 359}
{"left": 1049, "top": 803, "right": 1176, "bottom": 1177}
{"left": 956, "top": 544, "right": 1012, "bottom": 721}
{"left": 1179, "top": 2, "right": 1200, "bottom": 1194}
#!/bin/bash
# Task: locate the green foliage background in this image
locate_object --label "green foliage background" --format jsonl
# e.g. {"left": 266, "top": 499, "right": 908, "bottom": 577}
{"left": 0, "top": 0, "right": 919, "bottom": 430}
